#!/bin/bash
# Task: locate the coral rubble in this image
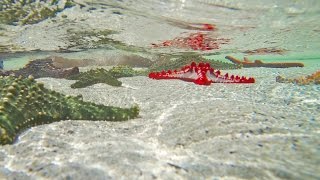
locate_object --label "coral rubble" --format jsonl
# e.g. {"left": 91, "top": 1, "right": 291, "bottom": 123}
{"left": 0, "top": 75, "right": 139, "bottom": 145}
{"left": 225, "top": 56, "right": 304, "bottom": 68}
{"left": 276, "top": 71, "right": 320, "bottom": 85}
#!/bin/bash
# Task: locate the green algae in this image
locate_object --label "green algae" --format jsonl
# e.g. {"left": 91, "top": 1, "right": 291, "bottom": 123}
{"left": 0, "top": 75, "right": 139, "bottom": 145}
{"left": 0, "top": 0, "right": 76, "bottom": 25}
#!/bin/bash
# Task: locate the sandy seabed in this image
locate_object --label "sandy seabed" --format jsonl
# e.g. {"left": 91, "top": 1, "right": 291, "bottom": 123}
{"left": 0, "top": 64, "right": 319, "bottom": 179}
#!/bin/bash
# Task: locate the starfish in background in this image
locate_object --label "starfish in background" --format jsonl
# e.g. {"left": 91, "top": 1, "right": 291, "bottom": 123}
{"left": 0, "top": 58, "right": 79, "bottom": 78}
{"left": 225, "top": 56, "right": 304, "bottom": 68}
{"left": 149, "top": 62, "right": 255, "bottom": 85}
{"left": 276, "top": 70, "right": 320, "bottom": 85}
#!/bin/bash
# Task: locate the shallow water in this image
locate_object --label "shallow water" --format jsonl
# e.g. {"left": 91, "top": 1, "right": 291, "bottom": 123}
{"left": 0, "top": 0, "right": 319, "bottom": 179}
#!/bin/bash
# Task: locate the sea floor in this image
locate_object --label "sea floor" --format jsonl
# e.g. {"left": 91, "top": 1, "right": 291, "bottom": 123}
{"left": 0, "top": 61, "right": 319, "bottom": 179}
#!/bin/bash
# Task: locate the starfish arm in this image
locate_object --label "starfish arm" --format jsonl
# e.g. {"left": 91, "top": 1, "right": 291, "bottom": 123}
{"left": 0, "top": 76, "right": 139, "bottom": 145}
{"left": 226, "top": 56, "right": 304, "bottom": 68}
{"left": 68, "top": 68, "right": 122, "bottom": 88}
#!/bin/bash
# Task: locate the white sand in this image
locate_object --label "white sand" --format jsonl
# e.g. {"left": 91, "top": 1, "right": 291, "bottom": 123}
{"left": 0, "top": 65, "right": 319, "bottom": 179}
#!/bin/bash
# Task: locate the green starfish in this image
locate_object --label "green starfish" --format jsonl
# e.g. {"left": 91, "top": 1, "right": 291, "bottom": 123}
{"left": 66, "top": 66, "right": 147, "bottom": 88}
{"left": 0, "top": 75, "right": 139, "bottom": 145}
{"left": 108, "top": 65, "right": 147, "bottom": 78}
{"left": 67, "top": 68, "right": 122, "bottom": 88}
{"left": 149, "top": 54, "right": 242, "bottom": 72}
{"left": 0, "top": 58, "right": 79, "bottom": 79}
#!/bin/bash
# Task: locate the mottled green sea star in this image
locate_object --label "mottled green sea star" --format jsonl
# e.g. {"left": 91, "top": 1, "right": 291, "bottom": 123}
{"left": 149, "top": 54, "right": 242, "bottom": 72}
{"left": 66, "top": 66, "right": 146, "bottom": 88}
{"left": 0, "top": 58, "right": 79, "bottom": 79}
{"left": 0, "top": 75, "right": 139, "bottom": 145}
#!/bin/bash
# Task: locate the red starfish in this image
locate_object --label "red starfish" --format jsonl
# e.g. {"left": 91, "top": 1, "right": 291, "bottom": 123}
{"left": 149, "top": 62, "right": 255, "bottom": 85}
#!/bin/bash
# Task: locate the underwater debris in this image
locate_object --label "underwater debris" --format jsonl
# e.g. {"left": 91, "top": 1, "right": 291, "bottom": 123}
{"left": 0, "top": 75, "right": 139, "bottom": 145}
{"left": 225, "top": 56, "right": 304, "bottom": 68}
